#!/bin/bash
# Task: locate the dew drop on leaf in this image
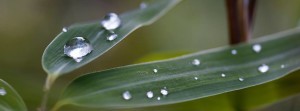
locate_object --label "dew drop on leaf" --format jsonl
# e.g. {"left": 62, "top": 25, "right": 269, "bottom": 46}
{"left": 194, "top": 77, "right": 198, "bottom": 80}
{"left": 160, "top": 89, "right": 168, "bottom": 96}
{"left": 101, "top": 13, "right": 121, "bottom": 30}
{"left": 192, "top": 59, "right": 200, "bottom": 66}
{"left": 146, "top": 91, "right": 154, "bottom": 99}
{"left": 140, "top": 2, "right": 147, "bottom": 9}
{"left": 157, "top": 97, "right": 161, "bottom": 100}
{"left": 62, "top": 27, "right": 68, "bottom": 32}
{"left": 153, "top": 69, "right": 158, "bottom": 73}
{"left": 0, "top": 88, "right": 6, "bottom": 96}
{"left": 64, "top": 37, "right": 93, "bottom": 62}
{"left": 106, "top": 32, "right": 118, "bottom": 41}
{"left": 258, "top": 64, "right": 269, "bottom": 73}
{"left": 239, "top": 77, "right": 244, "bottom": 82}
{"left": 231, "top": 49, "right": 237, "bottom": 55}
{"left": 221, "top": 73, "right": 226, "bottom": 77}
{"left": 122, "top": 91, "right": 132, "bottom": 100}
{"left": 281, "top": 64, "right": 285, "bottom": 69}
{"left": 252, "top": 44, "right": 262, "bottom": 53}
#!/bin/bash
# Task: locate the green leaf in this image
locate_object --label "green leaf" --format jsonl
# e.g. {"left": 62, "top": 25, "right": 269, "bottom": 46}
{"left": 0, "top": 79, "right": 27, "bottom": 111}
{"left": 56, "top": 28, "right": 300, "bottom": 109}
{"left": 42, "top": 0, "right": 180, "bottom": 76}
{"left": 255, "top": 93, "right": 300, "bottom": 111}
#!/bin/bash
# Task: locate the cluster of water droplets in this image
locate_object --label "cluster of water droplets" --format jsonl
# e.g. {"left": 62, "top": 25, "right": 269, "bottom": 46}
{"left": 0, "top": 88, "right": 6, "bottom": 96}
{"left": 63, "top": 12, "right": 121, "bottom": 62}
{"left": 122, "top": 87, "right": 169, "bottom": 101}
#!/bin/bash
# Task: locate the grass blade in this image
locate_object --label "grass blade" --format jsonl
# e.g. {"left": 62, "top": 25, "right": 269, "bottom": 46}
{"left": 0, "top": 79, "right": 27, "bottom": 111}
{"left": 42, "top": 0, "right": 181, "bottom": 75}
{"left": 56, "top": 28, "right": 300, "bottom": 109}
{"left": 255, "top": 93, "right": 300, "bottom": 111}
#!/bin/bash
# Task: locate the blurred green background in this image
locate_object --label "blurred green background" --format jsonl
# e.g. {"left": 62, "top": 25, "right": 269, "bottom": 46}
{"left": 1, "top": 0, "right": 300, "bottom": 111}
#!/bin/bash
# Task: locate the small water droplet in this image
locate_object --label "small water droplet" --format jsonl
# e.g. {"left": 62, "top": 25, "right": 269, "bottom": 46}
{"left": 281, "top": 64, "right": 285, "bottom": 69}
{"left": 101, "top": 13, "right": 121, "bottom": 30}
{"left": 62, "top": 27, "right": 68, "bottom": 32}
{"left": 231, "top": 49, "right": 237, "bottom": 55}
{"left": 239, "top": 77, "right": 244, "bottom": 81}
{"left": 192, "top": 59, "right": 200, "bottom": 66}
{"left": 157, "top": 97, "right": 161, "bottom": 100}
{"left": 0, "top": 88, "right": 6, "bottom": 96}
{"left": 160, "top": 89, "right": 168, "bottom": 96}
{"left": 153, "top": 69, "right": 158, "bottom": 73}
{"left": 258, "top": 64, "right": 269, "bottom": 73}
{"left": 122, "top": 91, "right": 132, "bottom": 100}
{"left": 252, "top": 44, "right": 262, "bottom": 53}
{"left": 64, "top": 37, "right": 93, "bottom": 62}
{"left": 140, "top": 2, "right": 147, "bottom": 9}
{"left": 194, "top": 77, "right": 198, "bottom": 80}
{"left": 146, "top": 91, "right": 154, "bottom": 98}
{"left": 221, "top": 73, "right": 226, "bottom": 77}
{"left": 106, "top": 32, "right": 118, "bottom": 41}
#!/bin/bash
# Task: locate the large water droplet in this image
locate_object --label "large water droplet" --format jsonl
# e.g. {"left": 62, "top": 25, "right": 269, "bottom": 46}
{"left": 192, "top": 59, "right": 200, "bottom": 66}
{"left": 258, "top": 64, "right": 269, "bottom": 73}
{"left": 64, "top": 37, "right": 93, "bottom": 62}
{"left": 221, "top": 73, "right": 226, "bottom": 77}
{"left": 231, "top": 49, "right": 237, "bottom": 55}
{"left": 252, "top": 44, "right": 262, "bottom": 53}
{"left": 146, "top": 91, "right": 154, "bottom": 98}
{"left": 239, "top": 77, "right": 244, "bottom": 81}
{"left": 140, "top": 2, "right": 147, "bottom": 9}
{"left": 160, "top": 89, "right": 168, "bottom": 96}
{"left": 62, "top": 27, "right": 68, "bottom": 32}
{"left": 106, "top": 32, "right": 118, "bottom": 41}
{"left": 0, "top": 88, "right": 6, "bottom": 96}
{"left": 122, "top": 91, "right": 132, "bottom": 100}
{"left": 101, "top": 13, "right": 121, "bottom": 30}
{"left": 153, "top": 69, "right": 158, "bottom": 73}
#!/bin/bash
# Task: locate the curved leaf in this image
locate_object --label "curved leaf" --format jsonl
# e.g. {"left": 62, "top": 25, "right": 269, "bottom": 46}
{"left": 0, "top": 79, "right": 27, "bottom": 111}
{"left": 255, "top": 93, "right": 300, "bottom": 111}
{"left": 42, "top": 0, "right": 181, "bottom": 75}
{"left": 57, "top": 28, "right": 300, "bottom": 109}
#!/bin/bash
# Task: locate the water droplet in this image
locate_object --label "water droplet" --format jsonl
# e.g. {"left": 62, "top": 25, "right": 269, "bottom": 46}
{"left": 106, "top": 32, "right": 118, "bottom": 41}
{"left": 160, "top": 89, "right": 168, "bottom": 96}
{"left": 101, "top": 13, "right": 121, "bottom": 30}
{"left": 258, "top": 64, "right": 269, "bottom": 73}
{"left": 192, "top": 59, "right": 200, "bottom": 66}
{"left": 64, "top": 37, "right": 93, "bottom": 62}
{"left": 157, "top": 97, "right": 161, "bottom": 100}
{"left": 62, "top": 27, "right": 68, "bottom": 32}
{"left": 194, "top": 77, "right": 198, "bottom": 80}
{"left": 0, "top": 88, "right": 6, "bottom": 96}
{"left": 239, "top": 77, "right": 244, "bottom": 81}
{"left": 281, "top": 64, "right": 285, "bottom": 68}
{"left": 252, "top": 44, "right": 262, "bottom": 53}
{"left": 140, "top": 2, "right": 147, "bottom": 9}
{"left": 153, "top": 69, "right": 158, "bottom": 73}
{"left": 122, "top": 91, "right": 132, "bottom": 100}
{"left": 146, "top": 91, "right": 154, "bottom": 98}
{"left": 231, "top": 49, "right": 237, "bottom": 55}
{"left": 221, "top": 73, "right": 226, "bottom": 77}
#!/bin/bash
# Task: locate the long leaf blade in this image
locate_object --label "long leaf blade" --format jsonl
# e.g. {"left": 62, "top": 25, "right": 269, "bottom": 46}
{"left": 58, "top": 28, "right": 300, "bottom": 109}
{"left": 42, "top": 0, "right": 181, "bottom": 75}
{"left": 0, "top": 79, "right": 27, "bottom": 111}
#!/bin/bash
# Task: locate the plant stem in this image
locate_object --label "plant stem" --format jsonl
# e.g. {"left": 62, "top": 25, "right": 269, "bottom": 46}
{"left": 226, "top": 0, "right": 256, "bottom": 111}
{"left": 39, "top": 75, "right": 58, "bottom": 111}
{"left": 226, "top": 0, "right": 256, "bottom": 44}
